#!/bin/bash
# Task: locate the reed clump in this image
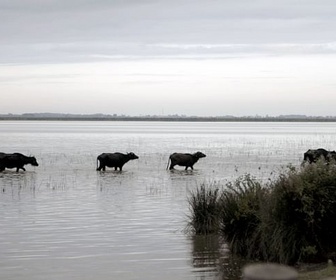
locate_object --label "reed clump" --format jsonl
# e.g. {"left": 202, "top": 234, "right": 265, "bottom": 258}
{"left": 187, "top": 160, "right": 336, "bottom": 264}
{"left": 187, "top": 184, "right": 221, "bottom": 234}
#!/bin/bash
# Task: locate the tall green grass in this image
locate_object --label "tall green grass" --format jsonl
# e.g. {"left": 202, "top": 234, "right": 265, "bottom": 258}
{"left": 187, "top": 184, "right": 221, "bottom": 235}
{"left": 187, "top": 160, "right": 336, "bottom": 264}
{"left": 268, "top": 161, "right": 336, "bottom": 263}
{"left": 219, "top": 174, "right": 269, "bottom": 260}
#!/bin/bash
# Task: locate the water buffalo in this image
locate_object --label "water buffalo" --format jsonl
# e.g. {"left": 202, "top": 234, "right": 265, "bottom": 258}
{"left": 96, "top": 152, "right": 139, "bottom": 171}
{"left": 303, "top": 148, "right": 336, "bottom": 164}
{"left": 328, "top": 151, "right": 336, "bottom": 161}
{"left": 166, "top": 151, "right": 206, "bottom": 170}
{"left": 0, "top": 152, "right": 39, "bottom": 172}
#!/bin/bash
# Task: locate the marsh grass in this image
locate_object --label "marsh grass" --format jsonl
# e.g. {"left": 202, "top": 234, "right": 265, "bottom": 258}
{"left": 187, "top": 183, "right": 222, "bottom": 235}
{"left": 219, "top": 174, "right": 269, "bottom": 260}
{"left": 187, "top": 160, "right": 336, "bottom": 264}
{"left": 268, "top": 160, "right": 336, "bottom": 263}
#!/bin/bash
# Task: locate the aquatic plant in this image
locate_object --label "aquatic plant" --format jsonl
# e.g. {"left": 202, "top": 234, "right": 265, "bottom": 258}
{"left": 187, "top": 160, "right": 336, "bottom": 264}
{"left": 268, "top": 160, "right": 336, "bottom": 263}
{"left": 218, "top": 174, "right": 268, "bottom": 260}
{"left": 187, "top": 183, "right": 221, "bottom": 235}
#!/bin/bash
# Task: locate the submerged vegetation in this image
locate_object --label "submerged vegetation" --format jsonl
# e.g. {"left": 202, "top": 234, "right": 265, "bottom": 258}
{"left": 187, "top": 160, "right": 336, "bottom": 265}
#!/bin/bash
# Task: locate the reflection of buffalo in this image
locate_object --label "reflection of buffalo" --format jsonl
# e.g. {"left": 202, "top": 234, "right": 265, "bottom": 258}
{"left": 166, "top": 152, "right": 206, "bottom": 170}
{"left": 0, "top": 152, "right": 39, "bottom": 172}
{"left": 303, "top": 148, "right": 336, "bottom": 164}
{"left": 96, "top": 152, "right": 139, "bottom": 171}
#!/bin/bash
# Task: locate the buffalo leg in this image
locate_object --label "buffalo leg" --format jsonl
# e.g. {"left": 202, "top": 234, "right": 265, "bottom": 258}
{"left": 97, "top": 165, "right": 105, "bottom": 171}
{"left": 17, "top": 166, "right": 26, "bottom": 172}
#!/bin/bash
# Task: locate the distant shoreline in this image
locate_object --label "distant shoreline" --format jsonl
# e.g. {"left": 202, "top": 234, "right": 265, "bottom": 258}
{"left": 1, "top": 116, "right": 336, "bottom": 122}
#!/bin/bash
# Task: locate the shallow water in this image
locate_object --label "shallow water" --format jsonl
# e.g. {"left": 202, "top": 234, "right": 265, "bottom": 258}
{"left": 0, "top": 121, "right": 335, "bottom": 280}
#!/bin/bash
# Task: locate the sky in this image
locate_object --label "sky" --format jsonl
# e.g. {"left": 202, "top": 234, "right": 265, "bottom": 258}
{"left": 1, "top": 0, "right": 336, "bottom": 117}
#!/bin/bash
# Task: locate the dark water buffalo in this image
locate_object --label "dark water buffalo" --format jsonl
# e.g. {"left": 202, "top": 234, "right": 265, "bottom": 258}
{"left": 0, "top": 153, "right": 39, "bottom": 172}
{"left": 96, "top": 152, "right": 139, "bottom": 171}
{"left": 303, "top": 148, "right": 336, "bottom": 164}
{"left": 166, "top": 151, "right": 206, "bottom": 170}
{"left": 329, "top": 151, "right": 336, "bottom": 161}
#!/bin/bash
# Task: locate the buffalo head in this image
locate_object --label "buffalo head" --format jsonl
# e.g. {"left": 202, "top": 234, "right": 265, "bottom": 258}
{"left": 194, "top": 151, "right": 206, "bottom": 159}
{"left": 127, "top": 152, "right": 139, "bottom": 160}
{"left": 29, "top": 156, "right": 39, "bottom": 166}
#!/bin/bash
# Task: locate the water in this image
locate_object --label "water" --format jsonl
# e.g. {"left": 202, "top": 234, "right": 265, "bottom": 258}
{"left": 0, "top": 121, "right": 335, "bottom": 280}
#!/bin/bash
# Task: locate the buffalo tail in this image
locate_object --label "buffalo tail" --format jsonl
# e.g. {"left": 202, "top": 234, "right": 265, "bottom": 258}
{"left": 166, "top": 156, "right": 170, "bottom": 170}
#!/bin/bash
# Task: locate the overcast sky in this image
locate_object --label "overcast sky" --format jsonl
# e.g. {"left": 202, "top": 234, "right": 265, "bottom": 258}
{"left": 1, "top": 0, "right": 336, "bottom": 116}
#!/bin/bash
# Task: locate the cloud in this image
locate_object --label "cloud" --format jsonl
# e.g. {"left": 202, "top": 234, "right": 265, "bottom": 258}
{"left": 0, "top": 0, "right": 335, "bottom": 65}
{"left": 1, "top": 0, "right": 336, "bottom": 46}
{"left": 1, "top": 40, "right": 336, "bottom": 64}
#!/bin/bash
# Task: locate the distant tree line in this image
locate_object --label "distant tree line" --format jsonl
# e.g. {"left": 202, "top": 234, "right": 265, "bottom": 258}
{"left": 0, "top": 113, "right": 336, "bottom": 122}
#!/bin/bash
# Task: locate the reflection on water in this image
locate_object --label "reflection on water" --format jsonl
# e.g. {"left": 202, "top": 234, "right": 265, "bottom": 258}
{"left": 190, "top": 235, "right": 245, "bottom": 280}
{"left": 191, "top": 235, "right": 223, "bottom": 278}
{"left": 0, "top": 171, "right": 38, "bottom": 198}
{"left": 0, "top": 121, "right": 336, "bottom": 280}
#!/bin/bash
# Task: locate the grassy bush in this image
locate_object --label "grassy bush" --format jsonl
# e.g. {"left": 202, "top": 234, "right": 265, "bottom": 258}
{"left": 269, "top": 161, "right": 336, "bottom": 263}
{"left": 219, "top": 174, "right": 268, "bottom": 259}
{"left": 187, "top": 184, "right": 221, "bottom": 234}
{"left": 187, "top": 160, "right": 336, "bottom": 264}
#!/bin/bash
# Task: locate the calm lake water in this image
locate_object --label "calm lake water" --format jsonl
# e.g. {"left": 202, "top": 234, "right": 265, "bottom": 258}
{"left": 0, "top": 121, "right": 335, "bottom": 280}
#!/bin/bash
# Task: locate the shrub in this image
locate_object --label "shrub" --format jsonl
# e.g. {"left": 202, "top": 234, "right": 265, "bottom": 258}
{"left": 269, "top": 160, "right": 336, "bottom": 263}
{"left": 187, "top": 160, "right": 336, "bottom": 264}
